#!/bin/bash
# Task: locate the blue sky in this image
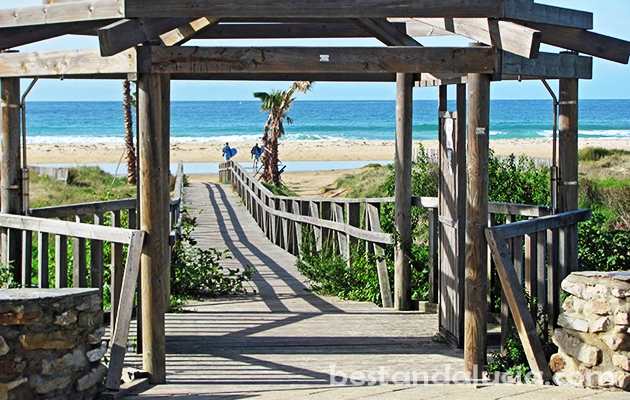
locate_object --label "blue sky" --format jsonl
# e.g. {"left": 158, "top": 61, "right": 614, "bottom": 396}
{"left": 4, "top": 0, "right": 629, "bottom": 101}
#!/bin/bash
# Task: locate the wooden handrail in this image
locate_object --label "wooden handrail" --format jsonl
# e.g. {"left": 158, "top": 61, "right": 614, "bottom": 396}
{"left": 487, "top": 209, "right": 591, "bottom": 239}
{"left": 30, "top": 198, "right": 137, "bottom": 218}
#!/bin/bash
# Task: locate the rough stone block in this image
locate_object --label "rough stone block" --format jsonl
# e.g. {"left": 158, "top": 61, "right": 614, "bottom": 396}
{"left": 613, "top": 354, "right": 630, "bottom": 372}
{"left": 558, "top": 314, "right": 590, "bottom": 333}
{"left": 615, "top": 371, "right": 630, "bottom": 389}
{"left": 19, "top": 332, "right": 76, "bottom": 350}
{"left": 0, "top": 335, "right": 9, "bottom": 356}
{"left": 31, "top": 375, "right": 72, "bottom": 394}
{"left": 87, "top": 342, "right": 107, "bottom": 362}
{"left": 612, "top": 287, "right": 630, "bottom": 298}
{"left": 75, "top": 364, "right": 107, "bottom": 392}
{"left": 0, "top": 311, "right": 42, "bottom": 325}
{"left": 601, "top": 332, "right": 628, "bottom": 352}
{"left": 614, "top": 312, "right": 630, "bottom": 326}
{"left": 41, "top": 348, "right": 88, "bottom": 376}
{"left": 78, "top": 310, "right": 104, "bottom": 328}
{"left": 54, "top": 310, "right": 77, "bottom": 326}
{"left": 586, "top": 300, "right": 611, "bottom": 315}
{"left": 0, "top": 359, "right": 26, "bottom": 376}
{"left": 591, "top": 317, "right": 610, "bottom": 333}
{"left": 553, "top": 329, "right": 601, "bottom": 367}
{"left": 0, "top": 377, "right": 27, "bottom": 400}
{"left": 87, "top": 327, "right": 106, "bottom": 345}
{"left": 550, "top": 353, "right": 566, "bottom": 372}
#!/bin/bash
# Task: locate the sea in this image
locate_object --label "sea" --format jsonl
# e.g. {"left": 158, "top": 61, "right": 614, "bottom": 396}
{"left": 24, "top": 100, "right": 630, "bottom": 144}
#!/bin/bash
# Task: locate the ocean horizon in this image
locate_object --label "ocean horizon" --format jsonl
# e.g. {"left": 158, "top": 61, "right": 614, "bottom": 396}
{"left": 24, "top": 99, "right": 630, "bottom": 144}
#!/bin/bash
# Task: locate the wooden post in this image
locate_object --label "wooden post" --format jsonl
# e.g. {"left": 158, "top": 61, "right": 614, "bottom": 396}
{"left": 138, "top": 70, "right": 170, "bottom": 384}
{"left": 394, "top": 73, "right": 413, "bottom": 311}
{"left": 464, "top": 68, "right": 490, "bottom": 377}
{"left": 161, "top": 73, "right": 171, "bottom": 312}
{"left": 558, "top": 78, "right": 578, "bottom": 274}
{"left": 1, "top": 78, "right": 22, "bottom": 282}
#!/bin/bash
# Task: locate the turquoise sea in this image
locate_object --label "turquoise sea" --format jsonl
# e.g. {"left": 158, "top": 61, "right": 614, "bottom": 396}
{"left": 24, "top": 100, "right": 630, "bottom": 144}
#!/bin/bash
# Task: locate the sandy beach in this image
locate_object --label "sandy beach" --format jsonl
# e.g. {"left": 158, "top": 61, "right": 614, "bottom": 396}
{"left": 27, "top": 138, "right": 630, "bottom": 165}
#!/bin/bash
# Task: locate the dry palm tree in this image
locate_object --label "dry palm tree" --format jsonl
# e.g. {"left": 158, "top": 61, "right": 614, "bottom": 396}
{"left": 254, "top": 81, "right": 312, "bottom": 185}
{"left": 123, "top": 79, "right": 137, "bottom": 184}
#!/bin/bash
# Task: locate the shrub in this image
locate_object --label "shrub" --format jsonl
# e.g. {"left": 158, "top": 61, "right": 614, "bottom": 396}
{"left": 171, "top": 209, "right": 256, "bottom": 299}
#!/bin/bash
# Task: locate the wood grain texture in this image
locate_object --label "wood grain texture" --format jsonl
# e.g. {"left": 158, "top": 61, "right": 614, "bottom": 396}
{"left": 464, "top": 69, "right": 490, "bottom": 377}
{"left": 125, "top": 0, "right": 505, "bottom": 19}
{"left": 105, "top": 230, "right": 144, "bottom": 389}
{"left": 138, "top": 71, "right": 169, "bottom": 384}
{"left": 139, "top": 46, "right": 497, "bottom": 75}
{"left": 394, "top": 73, "right": 413, "bottom": 311}
{"left": 0, "top": 48, "right": 136, "bottom": 78}
{"left": 367, "top": 203, "right": 393, "bottom": 309}
{"left": 411, "top": 18, "right": 540, "bottom": 58}
{"left": 0, "top": 20, "right": 116, "bottom": 50}
{"left": 159, "top": 17, "right": 219, "bottom": 46}
{"left": 500, "top": 51, "right": 592, "bottom": 80}
{"left": 504, "top": 0, "right": 592, "bottom": 30}
{"left": 192, "top": 21, "right": 376, "bottom": 40}
{"left": 521, "top": 22, "right": 630, "bottom": 64}
{"left": 98, "top": 17, "right": 194, "bottom": 56}
{"left": 486, "top": 229, "right": 553, "bottom": 382}
{"left": 30, "top": 198, "right": 136, "bottom": 218}
{"left": 0, "top": 0, "right": 123, "bottom": 28}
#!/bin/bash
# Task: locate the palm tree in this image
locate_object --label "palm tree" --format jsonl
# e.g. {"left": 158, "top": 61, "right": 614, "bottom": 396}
{"left": 123, "top": 79, "right": 137, "bottom": 184}
{"left": 253, "top": 81, "right": 312, "bottom": 185}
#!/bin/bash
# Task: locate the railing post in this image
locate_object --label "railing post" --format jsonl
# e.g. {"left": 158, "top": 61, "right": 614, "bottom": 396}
{"left": 73, "top": 215, "right": 87, "bottom": 287}
{"left": 55, "top": 234, "right": 68, "bottom": 288}
{"left": 111, "top": 210, "right": 124, "bottom": 331}
{"left": 428, "top": 208, "right": 438, "bottom": 304}
{"left": 37, "top": 232, "right": 49, "bottom": 288}
{"left": 92, "top": 213, "right": 104, "bottom": 299}
{"left": 347, "top": 202, "right": 360, "bottom": 266}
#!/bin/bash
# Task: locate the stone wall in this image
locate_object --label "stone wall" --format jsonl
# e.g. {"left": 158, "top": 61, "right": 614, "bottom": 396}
{"left": 551, "top": 271, "right": 630, "bottom": 390}
{"left": 0, "top": 289, "right": 107, "bottom": 400}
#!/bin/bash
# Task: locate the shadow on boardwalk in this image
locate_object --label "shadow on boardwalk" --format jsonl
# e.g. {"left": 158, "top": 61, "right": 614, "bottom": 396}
{"left": 123, "top": 182, "right": 623, "bottom": 399}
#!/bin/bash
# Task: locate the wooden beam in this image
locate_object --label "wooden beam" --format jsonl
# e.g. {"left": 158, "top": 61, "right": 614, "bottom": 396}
{"left": 0, "top": 48, "right": 136, "bottom": 78}
{"left": 464, "top": 65, "right": 490, "bottom": 378}
{"left": 98, "top": 18, "right": 195, "bottom": 56}
{"left": 125, "top": 0, "right": 505, "bottom": 19}
{"left": 159, "top": 17, "right": 220, "bottom": 47}
{"left": 190, "top": 22, "right": 384, "bottom": 40}
{"left": 0, "top": 20, "right": 117, "bottom": 50}
{"left": 0, "top": 0, "right": 123, "bottom": 28}
{"left": 174, "top": 72, "right": 400, "bottom": 82}
{"left": 124, "top": 0, "right": 592, "bottom": 29}
{"left": 499, "top": 51, "right": 592, "bottom": 80}
{"left": 520, "top": 22, "right": 630, "bottom": 64}
{"left": 394, "top": 73, "right": 413, "bottom": 311}
{"left": 410, "top": 18, "right": 540, "bottom": 59}
{"left": 352, "top": 18, "right": 420, "bottom": 46}
{"left": 139, "top": 46, "right": 497, "bottom": 74}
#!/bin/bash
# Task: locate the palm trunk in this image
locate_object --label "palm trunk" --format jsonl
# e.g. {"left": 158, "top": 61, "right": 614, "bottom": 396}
{"left": 123, "top": 79, "right": 137, "bottom": 184}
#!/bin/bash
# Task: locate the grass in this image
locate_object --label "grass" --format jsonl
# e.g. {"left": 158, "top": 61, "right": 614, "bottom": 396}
{"left": 29, "top": 166, "right": 136, "bottom": 208}
{"left": 262, "top": 182, "right": 298, "bottom": 197}
{"left": 318, "top": 163, "right": 390, "bottom": 198}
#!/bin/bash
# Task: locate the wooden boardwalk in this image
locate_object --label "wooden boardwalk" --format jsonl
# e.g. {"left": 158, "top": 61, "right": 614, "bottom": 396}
{"left": 124, "top": 181, "right": 620, "bottom": 399}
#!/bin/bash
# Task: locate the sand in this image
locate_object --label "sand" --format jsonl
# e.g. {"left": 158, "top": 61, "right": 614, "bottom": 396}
{"left": 27, "top": 138, "right": 630, "bottom": 165}
{"left": 29, "top": 138, "right": 630, "bottom": 196}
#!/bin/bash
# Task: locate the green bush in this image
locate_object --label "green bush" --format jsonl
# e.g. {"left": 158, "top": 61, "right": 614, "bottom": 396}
{"left": 171, "top": 209, "right": 256, "bottom": 299}
{"left": 578, "top": 212, "right": 630, "bottom": 271}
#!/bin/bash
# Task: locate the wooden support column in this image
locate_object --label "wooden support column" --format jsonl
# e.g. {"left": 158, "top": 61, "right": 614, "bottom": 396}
{"left": 138, "top": 71, "right": 170, "bottom": 384}
{"left": 1, "top": 78, "right": 22, "bottom": 282}
{"left": 558, "top": 78, "right": 578, "bottom": 273}
{"left": 465, "top": 70, "right": 490, "bottom": 377}
{"left": 394, "top": 73, "right": 413, "bottom": 311}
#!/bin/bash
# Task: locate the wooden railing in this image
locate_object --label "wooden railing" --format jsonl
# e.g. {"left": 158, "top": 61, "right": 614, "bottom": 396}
{"left": 486, "top": 208, "right": 592, "bottom": 382}
{"left": 220, "top": 161, "right": 559, "bottom": 310}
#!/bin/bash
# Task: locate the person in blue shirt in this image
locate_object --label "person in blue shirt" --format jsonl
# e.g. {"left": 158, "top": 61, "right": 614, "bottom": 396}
{"left": 222, "top": 142, "right": 232, "bottom": 161}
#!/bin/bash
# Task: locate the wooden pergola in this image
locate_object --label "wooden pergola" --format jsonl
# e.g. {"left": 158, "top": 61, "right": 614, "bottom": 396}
{"left": 1, "top": 0, "right": 629, "bottom": 385}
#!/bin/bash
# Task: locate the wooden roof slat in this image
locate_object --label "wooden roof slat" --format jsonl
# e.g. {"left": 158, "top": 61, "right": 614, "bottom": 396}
{"left": 159, "top": 17, "right": 220, "bottom": 47}
{"left": 519, "top": 22, "right": 630, "bottom": 65}
{"left": 97, "top": 17, "right": 194, "bottom": 56}
{"left": 408, "top": 18, "right": 540, "bottom": 59}
{"left": 190, "top": 22, "right": 380, "bottom": 40}
{"left": 0, "top": 19, "right": 116, "bottom": 50}
{"left": 137, "top": 46, "right": 498, "bottom": 75}
{"left": 0, "top": 0, "right": 123, "bottom": 27}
